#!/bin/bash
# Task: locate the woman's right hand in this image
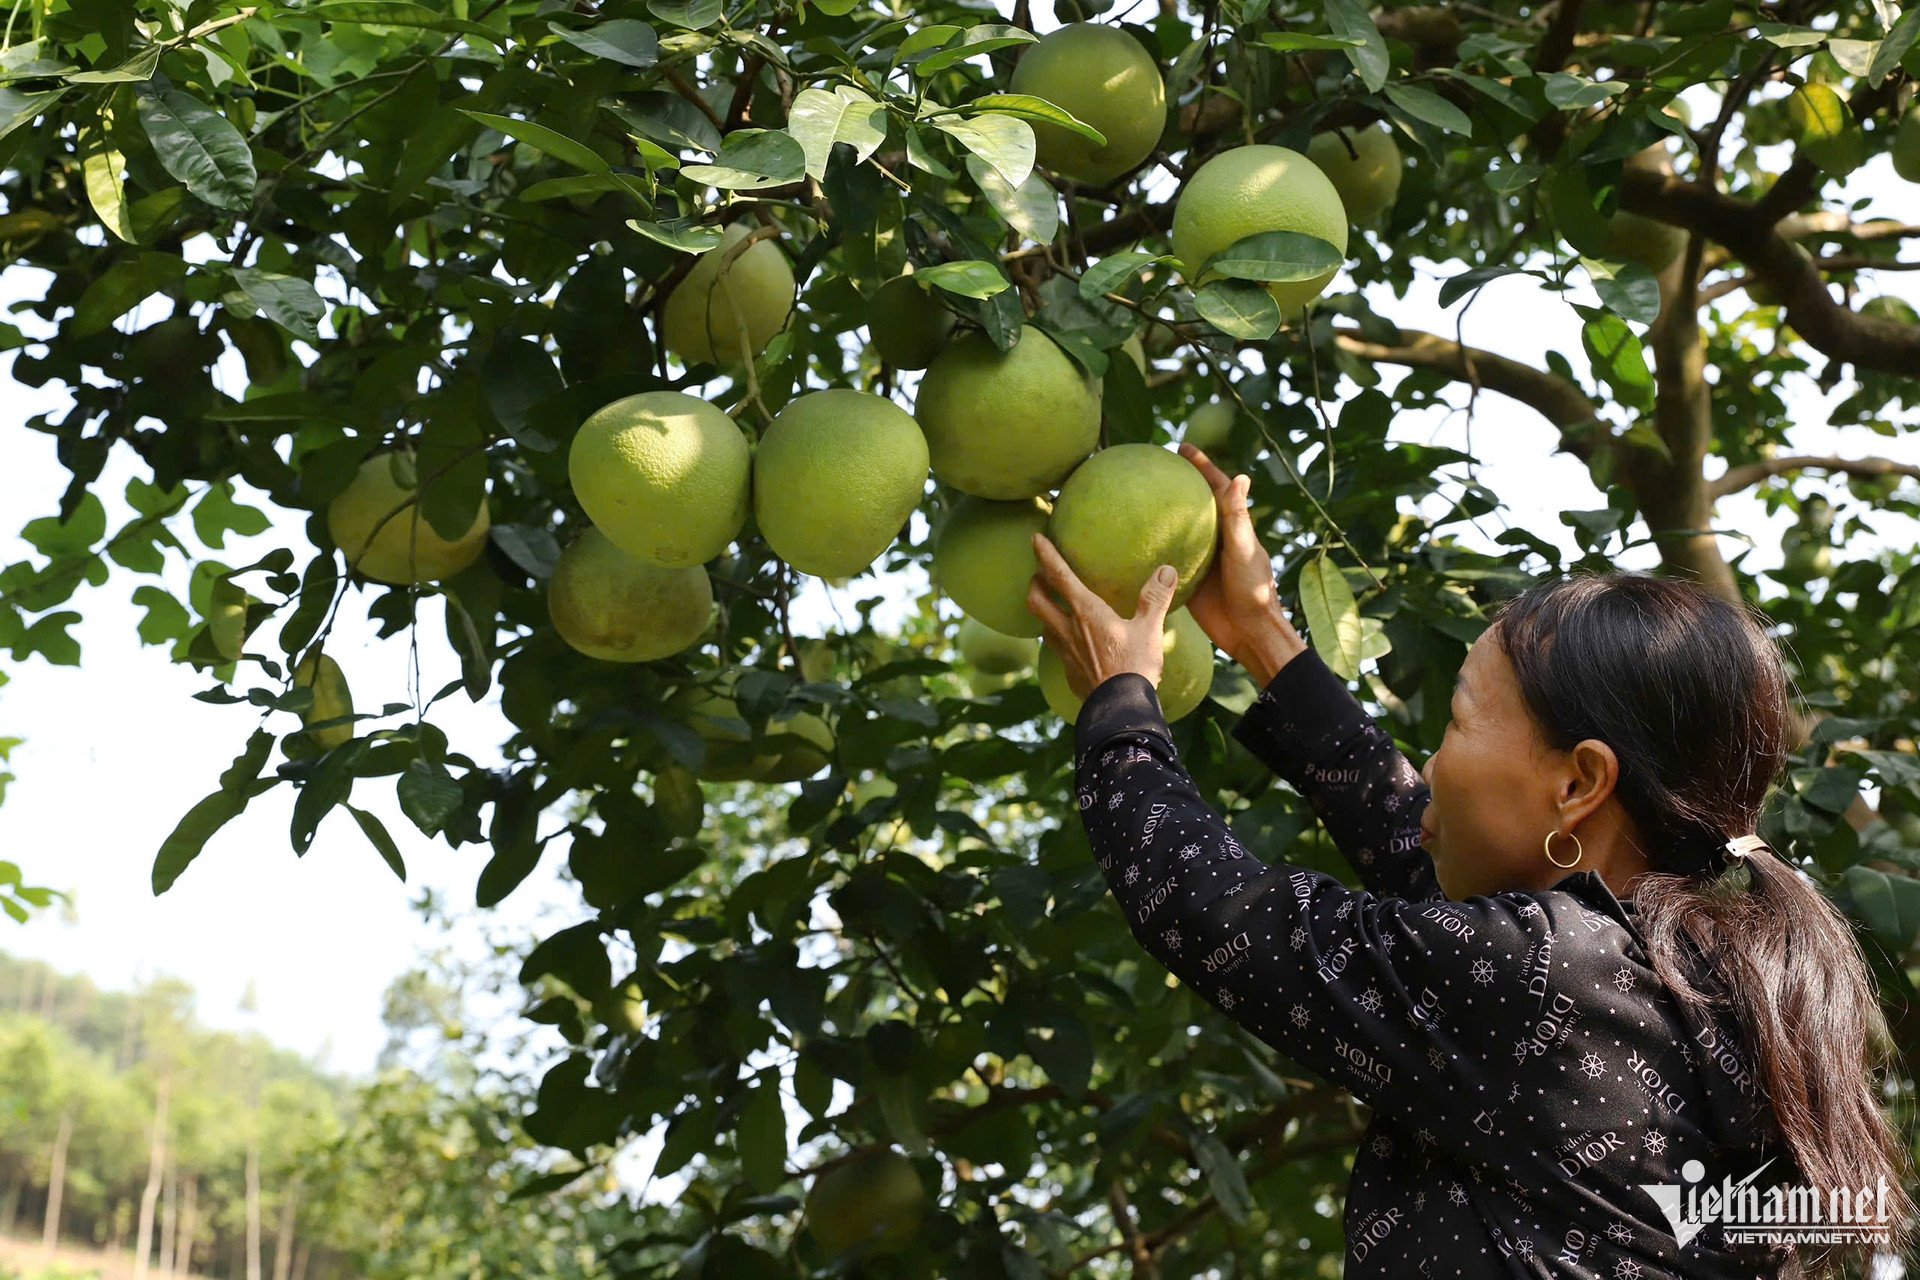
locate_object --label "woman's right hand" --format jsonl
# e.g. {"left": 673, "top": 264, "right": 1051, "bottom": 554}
{"left": 1178, "top": 442, "right": 1309, "bottom": 687}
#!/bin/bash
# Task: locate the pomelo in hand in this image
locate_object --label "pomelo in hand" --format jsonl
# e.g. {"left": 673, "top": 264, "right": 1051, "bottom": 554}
{"left": 915, "top": 325, "right": 1100, "bottom": 500}
{"left": 569, "top": 391, "right": 749, "bottom": 567}
{"left": 753, "top": 389, "right": 929, "bottom": 578}
{"left": 327, "top": 451, "right": 490, "bottom": 584}
{"left": 957, "top": 616, "right": 1037, "bottom": 675}
{"left": 293, "top": 651, "right": 354, "bottom": 750}
{"left": 1008, "top": 22, "right": 1166, "bottom": 186}
{"left": 1172, "top": 144, "right": 1348, "bottom": 312}
{"left": 805, "top": 1149, "right": 925, "bottom": 1259}
{"left": 1048, "top": 444, "right": 1218, "bottom": 618}
{"left": 869, "top": 271, "right": 955, "bottom": 371}
{"left": 932, "top": 495, "right": 1052, "bottom": 637}
{"left": 548, "top": 526, "right": 712, "bottom": 662}
{"left": 1038, "top": 607, "right": 1214, "bottom": 724}
{"left": 1305, "top": 123, "right": 1403, "bottom": 226}
{"left": 658, "top": 222, "right": 796, "bottom": 367}
{"left": 1183, "top": 401, "right": 1236, "bottom": 452}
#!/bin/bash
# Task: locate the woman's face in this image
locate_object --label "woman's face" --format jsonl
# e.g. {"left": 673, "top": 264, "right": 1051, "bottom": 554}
{"left": 1418, "top": 630, "right": 1569, "bottom": 899}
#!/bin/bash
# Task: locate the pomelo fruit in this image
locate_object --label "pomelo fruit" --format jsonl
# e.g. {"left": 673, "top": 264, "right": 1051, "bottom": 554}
{"left": 1601, "top": 209, "right": 1686, "bottom": 272}
{"left": 207, "top": 579, "right": 252, "bottom": 661}
{"left": 1172, "top": 144, "right": 1348, "bottom": 312}
{"left": 1894, "top": 108, "right": 1920, "bottom": 184}
{"left": 1747, "top": 244, "right": 1810, "bottom": 307}
{"left": 293, "top": 651, "right": 354, "bottom": 750}
{"left": 1862, "top": 295, "right": 1920, "bottom": 325}
{"left": 1787, "top": 83, "right": 1863, "bottom": 176}
{"left": 957, "top": 616, "right": 1037, "bottom": 675}
{"left": 327, "top": 451, "right": 491, "bottom": 584}
{"left": 869, "top": 271, "right": 954, "bottom": 371}
{"left": 1305, "top": 123, "right": 1403, "bottom": 226}
{"left": 931, "top": 494, "right": 1052, "bottom": 638}
{"left": 1047, "top": 444, "right": 1218, "bottom": 618}
{"left": 673, "top": 683, "right": 833, "bottom": 783}
{"left": 658, "top": 221, "right": 796, "bottom": 367}
{"left": 915, "top": 325, "right": 1101, "bottom": 500}
{"left": 1183, "top": 401, "right": 1236, "bottom": 453}
{"left": 753, "top": 388, "right": 929, "bottom": 578}
{"left": 1008, "top": 22, "right": 1166, "bottom": 186}
{"left": 966, "top": 667, "right": 1022, "bottom": 697}
{"left": 1037, "top": 606, "right": 1214, "bottom": 724}
{"left": 569, "top": 391, "right": 749, "bottom": 568}
{"left": 805, "top": 1150, "right": 925, "bottom": 1258}
{"left": 548, "top": 526, "right": 713, "bottom": 662}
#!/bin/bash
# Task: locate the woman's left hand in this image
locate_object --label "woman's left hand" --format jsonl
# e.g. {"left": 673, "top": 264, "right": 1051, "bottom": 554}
{"left": 1026, "top": 532, "right": 1180, "bottom": 701}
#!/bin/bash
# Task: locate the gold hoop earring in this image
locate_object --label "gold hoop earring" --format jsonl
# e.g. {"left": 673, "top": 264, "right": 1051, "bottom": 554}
{"left": 1544, "top": 827, "right": 1583, "bottom": 869}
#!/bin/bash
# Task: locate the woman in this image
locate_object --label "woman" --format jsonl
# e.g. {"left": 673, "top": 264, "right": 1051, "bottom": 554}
{"left": 1025, "top": 442, "right": 1916, "bottom": 1279}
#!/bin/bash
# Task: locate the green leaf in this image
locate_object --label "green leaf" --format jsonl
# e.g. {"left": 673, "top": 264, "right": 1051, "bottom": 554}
{"left": 788, "top": 86, "right": 887, "bottom": 181}
{"left": 1324, "top": 0, "right": 1389, "bottom": 92}
{"left": 71, "top": 253, "right": 188, "bottom": 336}
{"left": 283, "top": 1, "right": 506, "bottom": 47}
{"left": 1079, "top": 250, "right": 1170, "bottom": 301}
{"left": 1193, "top": 280, "right": 1281, "bottom": 340}
{"left": 398, "top": 759, "right": 463, "bottom": 836}
{"left": 736, "top": 1076, "right": 788, "bottom": 1194}
{"left": 964, "top": 93, "right": 1106, "bottom": 146}
{"left": 136, "top": 87, "right": 256, "bottom": 211}
{"left": 548, "top": 18, "right": 658, "bottom": 68}
{"left": 605, "top": 93, "right": 723, "bottom": 155}
{"left": 78, "top": 99, "right": 135, "bottom": 243}
{"left": 1868, "top": 7, "right": 1920, "bottom": 84}
{"left": 1580, "top": 257, "right": 1660, "bottom": 327}
{"left": 1258, "top": 31, "right": 1365, "bottom": 53}
{"left": 228, "top": 268, "right": 324, "bottom": 343}
{"left": 679, "top": 128, "right": 807, "bottom": 190}
{"left": 0, "top": 88, "right": 66, "bottom": 145}
{"left": 910, "top": 24, "right": 1037, "bottom": 76}
{"left": 67, "top": 44, "right": 163, "bottom": 84}
{"left": 346, "top": 804, "right": 407, "bottom": 881}
{"left": 932, "top": 111, "right": 1035, "bottom": 188}
{"left": 1542, "top": 72, "right": 1627, "bottom": 110}
{"left": 1382, "top": 83, "right": 1472, "bottom": 135}
{"left": 1844, "top": 865, "right": 1920, "bottom": 952}
{"left": 1299, "top": 552, "right": 1363, "bottom": 681}
{"left": 626, "top": 218, "right": 727, "bottom": 253}
{"left": 1437, "top": 265, "right": 1526, "bottom": 308}
{"left": 965, "top": 156, "right": 1058, "bottom": 243}
{"left": 1191, "top": 1130, "right": 1253, "bottom": 1224}
{"left": 153, "top": 729, "right": 275, "bottom": 893}
{"left": 648, "top": 0, "right": 724, "bottom": 29}
{"left": 1199, "top": 230, "right": 1344, "bottom": 284}
{"left": 461, "top": 110, "right": 610, "bottom": 177}
{"left": 1580, "top": 311, "right": 1654, "bottom": 411}
{"left": 914, "top": 259, "right": 1010, "bottom": 299}
{"left": 292, "top": 738, "right": 370, "bottom": 855}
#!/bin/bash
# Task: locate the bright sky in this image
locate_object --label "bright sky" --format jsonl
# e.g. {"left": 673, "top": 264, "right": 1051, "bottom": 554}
{"left": 1, "top": 62, "right": 1917, "bottom": 1209}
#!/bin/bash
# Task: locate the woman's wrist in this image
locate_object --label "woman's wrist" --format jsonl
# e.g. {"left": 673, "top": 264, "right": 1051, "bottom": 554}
{"left": 1236, "top": 611, "right": 1309, "bottom": 687}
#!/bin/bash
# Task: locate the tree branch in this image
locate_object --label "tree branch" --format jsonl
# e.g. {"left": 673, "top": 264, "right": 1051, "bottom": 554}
{"left": 1709, "top": 454, "right": 1920, "bottom": 501}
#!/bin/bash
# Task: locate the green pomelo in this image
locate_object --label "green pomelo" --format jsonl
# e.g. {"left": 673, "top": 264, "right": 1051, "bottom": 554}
{"left": 208, "top": 580, "right": 252, "bottom": 661}
{"left": 753, "top": 389, "right": 929, "bottom": 578}
{"left": 658, "top": 222, "right": 797, "bottom": 367}
{"left": 869, "top": 272, "right": 956, "bottom": 371}
{"left": 1037, "top": 607, "right": 1215, "bottom": 724}
{"left": 966, "top": 667, "right": 1022, "bottom": 697}
{"left": 327, "top": 451, "right": 490, "bottom": 585}
{"left": 1862, "top": 295, "right": 1920, "bottom": 325}
{"left": 1305, "top": 123, "right": 1403, "bottom": 226}
{"left": 1183, "top": 401, "right": 1236, "bottom": 453}
{"left": 1600, "top": 210, "right": 1686, "bottom": 272}
{"left": 1048, "top": 444, "right": 1218, "bottom": 618}
{"left": 1894, "top": 108, "right": 1920, "bottom": 184}
{"left": 915, "top": 325, "right": 1100, "bottom": 500}
{"left": 293, "top": 651, "right": 355, "bottom": 751}
{"left": 569, "top": 390, "right": 750, "bottom": 567}
{"left": 673, "top": 684, "right": 833, "bottom": 783}
{"left": 548, "top": 526, "right": 713, "bottom": 662}
{"left": 1172, "top": 144, "right": 1349, "bottom": 312}
{"left": 1008, "top": 22, "right": 1166, "bottom": 186}
{"left": 805, "top": 1151, "right": 925, "bottom": 1258}
{"left": 931, "top": 495, "right": 1052, "bottom": 638}
{"left": 957, "top": 616, "right": 1037, "bottom": 675}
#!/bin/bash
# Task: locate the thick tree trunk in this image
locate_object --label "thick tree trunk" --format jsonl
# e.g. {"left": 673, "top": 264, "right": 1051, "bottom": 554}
{"left": 0, "top": 1168, "right": 22, "bottom": 1236}
{"left": 290, "top": 1241, "right": 311, "bottom": 1280}
{"left": 40, "top": 1111, "right": 72, "bottom": 1253}
{"left": 270, "top": 1176, "right": 301, "bottom": 1280}
{"left": 158, "top": 1157, "right": 178, "bottom": 1276}
{"left": 133, "top": 1081, "right": 171, "bottom": 1280}
{"left": 176, "top": 1176, "right": 200, "bottom": 1278}
{"left": 245, "top": 1136, "right": 263, "bottom": 1280}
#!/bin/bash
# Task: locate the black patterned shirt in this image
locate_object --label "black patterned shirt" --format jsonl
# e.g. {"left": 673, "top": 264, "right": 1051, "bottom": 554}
{"left": 1072, "top": 647, "right": 1803, "bottom": 1278}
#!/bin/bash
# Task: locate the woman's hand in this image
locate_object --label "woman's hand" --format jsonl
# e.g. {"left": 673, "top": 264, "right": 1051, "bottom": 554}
{"left": 1026, "top": 533, "right": 1180, "bottom": 702}
{"left": 1177, "top": 442, "right": 1309, "bottom": 687}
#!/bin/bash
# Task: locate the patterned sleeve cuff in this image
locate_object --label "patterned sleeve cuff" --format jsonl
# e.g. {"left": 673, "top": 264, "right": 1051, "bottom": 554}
{"left": 1074, "top": 672, "right": 1172, "bottom": 764}
{"left": 1229, "top": 644, "right": 1370, "bottom": 776}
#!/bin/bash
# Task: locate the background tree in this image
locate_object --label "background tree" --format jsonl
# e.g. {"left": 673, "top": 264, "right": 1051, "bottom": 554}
{"left": 3, "top": 0, "right": 1920, "bottom": 1275}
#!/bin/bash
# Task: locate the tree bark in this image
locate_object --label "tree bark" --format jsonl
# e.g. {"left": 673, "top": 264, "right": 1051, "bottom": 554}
{"left": 246, "top": 1135, "right": 263, "bottom": 1280}
{"left": 290, "top": 1241, "right": 311, "bottom": 1280}
{"left": 270, "top": 1176, "right": 301, "bottom": 1280}
{"left": 0, "top": 1167, "right": 22, "bottom": 1236}
{"left": 158, "top": 1156, "right": 178, "bottom": 1277}
{"left": 41, "top": 1111, "right": 72, "bottom": 1254}
{"left": 133, "top": 1080, "right": 171, "bottom": 1280}
{"left": 177, "top": 1176, "right": 200, "bottom": 1279}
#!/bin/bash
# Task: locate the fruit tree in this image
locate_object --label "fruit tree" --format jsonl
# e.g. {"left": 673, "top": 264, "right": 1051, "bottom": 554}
{"left": 4, "top": 0, "right": 1920, "bottom": 1274}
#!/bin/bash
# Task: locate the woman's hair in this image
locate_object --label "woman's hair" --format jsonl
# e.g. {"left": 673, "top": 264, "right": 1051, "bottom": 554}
{"left": 1487, "top": 568, "right": 1916, "bottom": 1276}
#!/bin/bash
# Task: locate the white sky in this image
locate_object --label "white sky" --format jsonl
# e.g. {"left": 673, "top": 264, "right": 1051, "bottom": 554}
{"left": 1, "top": 69, "right": 1917, "bottom": 1206}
